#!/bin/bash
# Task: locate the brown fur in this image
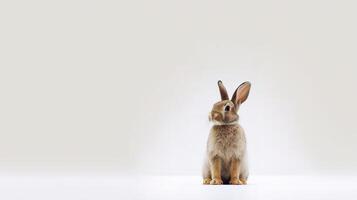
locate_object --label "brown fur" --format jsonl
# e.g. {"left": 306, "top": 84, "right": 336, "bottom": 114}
{"left": 229, "top": 157, "right": 240, "bottom": 184}
{"left": 203, "top": 81, "right": 251, "bottom": 185}
{"left": 210, "top": 156, "right": 223, "bottom": 184}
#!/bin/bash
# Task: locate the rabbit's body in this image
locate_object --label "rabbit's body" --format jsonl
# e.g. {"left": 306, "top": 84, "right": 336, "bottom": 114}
{"left": 203, "top": 81, "right": 251, "bottom": 185}
{"left": 203, "top": 124, "right": 248, "bottom": 183}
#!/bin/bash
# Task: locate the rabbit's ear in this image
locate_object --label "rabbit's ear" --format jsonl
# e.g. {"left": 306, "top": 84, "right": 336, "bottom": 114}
{"left": 231, "top": 81, "right": 251, "bottom": 106}
{"left": 217, "top": 80, "right": 229, "bottom": 100}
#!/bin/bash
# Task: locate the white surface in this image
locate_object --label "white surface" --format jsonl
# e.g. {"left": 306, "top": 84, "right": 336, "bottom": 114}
{"left": 1, "top": 175, "right": 356, "bottom": 200}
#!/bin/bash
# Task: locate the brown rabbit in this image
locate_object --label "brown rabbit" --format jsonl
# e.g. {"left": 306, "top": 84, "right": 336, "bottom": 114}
{"left": 203, "top": 80, "right": 251, "bottom": 185}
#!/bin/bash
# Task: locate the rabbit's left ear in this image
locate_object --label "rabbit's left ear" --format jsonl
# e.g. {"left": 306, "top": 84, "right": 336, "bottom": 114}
{"left": 231, "top": 81, "right": 251, "bottom": 106}
{"left": 217, "top": 80, "right": 229, "bottom": 100}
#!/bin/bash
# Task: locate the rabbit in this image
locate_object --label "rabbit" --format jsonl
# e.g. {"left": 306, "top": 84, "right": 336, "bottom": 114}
{"left": 202, "top": 80, "right": 251, "bottom": 185}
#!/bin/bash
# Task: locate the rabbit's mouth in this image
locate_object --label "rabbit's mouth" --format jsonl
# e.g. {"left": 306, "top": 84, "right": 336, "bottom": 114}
{"left": 224, "top": 119, "right": 238, "bottom": 124}
{"left": 223, "top": 113, "right": 239, "bottom": 123}
{"left": 222, "top": 119, "right": 239, "bottom": 125}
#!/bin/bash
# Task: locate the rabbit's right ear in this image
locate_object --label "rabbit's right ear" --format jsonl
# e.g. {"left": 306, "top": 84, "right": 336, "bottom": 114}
{"left": 231, "top": 81, "right": 251, "bottom": 107}
{"left": 217, "top": 80, "right": 229, "bottom": 100}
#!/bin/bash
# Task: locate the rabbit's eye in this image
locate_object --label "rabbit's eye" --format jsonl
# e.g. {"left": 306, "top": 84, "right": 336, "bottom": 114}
{"left": 224, "top": 105, "right": 230, "bottom": 112}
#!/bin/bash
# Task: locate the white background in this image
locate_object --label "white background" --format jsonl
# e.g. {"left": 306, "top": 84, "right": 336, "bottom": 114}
{"left": 1, "top": 0, "right": 357, "bottom": 179}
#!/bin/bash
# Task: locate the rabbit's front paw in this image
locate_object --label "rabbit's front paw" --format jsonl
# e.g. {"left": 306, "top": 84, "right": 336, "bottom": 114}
{"left": 210, "top": 178, "right": 223, "bottom": 185}
{"left": 229, "top": 177, "right": 243, "bottom": 185}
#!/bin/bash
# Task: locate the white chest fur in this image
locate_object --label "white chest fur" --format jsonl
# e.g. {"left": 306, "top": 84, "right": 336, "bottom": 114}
{"left": 207, "top": 124, "right": 246, "bottom": 162}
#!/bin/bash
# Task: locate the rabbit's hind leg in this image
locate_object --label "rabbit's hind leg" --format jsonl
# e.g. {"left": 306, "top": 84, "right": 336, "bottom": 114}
{"left": 202, "top": 158, "right": 211, "bottom": 184}
{"left": 239, "top": 159, "right": 249, "bottom": 185}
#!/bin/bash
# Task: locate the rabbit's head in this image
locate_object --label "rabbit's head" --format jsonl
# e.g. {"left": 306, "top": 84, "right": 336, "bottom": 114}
{"left": 209, "top": 80, "right": 251, "bottom": 125}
